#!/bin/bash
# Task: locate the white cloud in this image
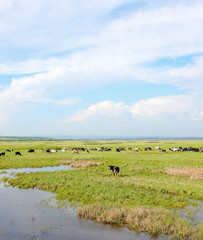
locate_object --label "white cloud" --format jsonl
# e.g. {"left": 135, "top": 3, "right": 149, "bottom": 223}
{"left": 65, "top": 93, "right": 203, "bottom": 123}
{"left": 41, "top": 120, "right": 50, "bottom": 125}
{"left": 166, "top": 56, "right": 203, "bottom": 89}
{"left": 0, "top": 113, "right": 7, "bottom": 124}
{"left": 1, "top": 1, "right": 203, "bottom": 60}
{"left": 0, "top": 72, "right": 79, "bottom": 125}
{"left": 0, "top": 0, "right": 203, "bottom": 136}
{"left": 0, "top": 1, "right": 202, "bottom": 93}
{"left": 0, "top": 0, "right": 202, "bottom": 80}
{"left": 66, "top": 101, "right": 128, "bottom": 122}
{"left": 31, "top": 97, "right": 79, "bottom": 107}
{"left": 129, "top": 93, "right": 203, "bottom": 121}
{"left": 0, "top": 84, "right": 77, "bottom": 108}
{"left": 129, "top": 95, "right": 191, "bottom": 117}
{"left": 190, "top": 111, "right": 203, "bottom": 121}
{"left": 0, "top": 0, "right": 129, "bottom": 52}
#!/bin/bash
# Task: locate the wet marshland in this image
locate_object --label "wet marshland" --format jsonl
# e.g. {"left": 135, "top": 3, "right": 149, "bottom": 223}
{"left": 0, "top": 166, "right": 170, "bottom": 240}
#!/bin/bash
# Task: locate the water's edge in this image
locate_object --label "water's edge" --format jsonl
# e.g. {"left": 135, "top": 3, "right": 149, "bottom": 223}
{"left": 0, "top": 165, "right": 168, "bottom": 240}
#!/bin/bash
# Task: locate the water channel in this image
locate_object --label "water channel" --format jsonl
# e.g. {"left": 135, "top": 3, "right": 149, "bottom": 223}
{"left": 0, "top": 165, "right": 198, "bottom": 240}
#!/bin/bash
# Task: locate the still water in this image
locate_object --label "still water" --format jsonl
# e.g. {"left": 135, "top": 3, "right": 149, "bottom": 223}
{"left": 1, "top": 164, "right": 74, "bottom": 174}
{"left": 0, "top": 166, "right": 168, "bottom": 240}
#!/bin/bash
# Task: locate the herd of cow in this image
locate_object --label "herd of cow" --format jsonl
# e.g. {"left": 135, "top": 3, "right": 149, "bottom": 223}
{"left": 0, "top": 149, "right": 34, "bottom": 157}
{"left": 1, "top": 146, "right": 202, "bottom": 177}
{"left": 0, "top": 145, "right": 203, "bottom": 157}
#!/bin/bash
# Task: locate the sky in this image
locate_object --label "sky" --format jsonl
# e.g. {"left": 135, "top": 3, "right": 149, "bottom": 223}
{"left": 0, "top": 0, "right": 203, "bottom": 138}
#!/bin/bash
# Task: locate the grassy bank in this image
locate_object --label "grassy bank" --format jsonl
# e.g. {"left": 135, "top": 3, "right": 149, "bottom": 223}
{"left": 78, "top": 203, "right": 202, "bottom": 239}
{"left": 0, "top": 140, "right": 203, "bottom": 239}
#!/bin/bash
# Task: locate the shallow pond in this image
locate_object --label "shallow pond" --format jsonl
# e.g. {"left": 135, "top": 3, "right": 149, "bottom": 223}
{"left": 179, "top": 199, "right": 203, "bottom": 225}
{"left": 0, "top": 165, "right": 184, "bottom": 240}
{"left": 2, "top": 184, "right": 165, "bottom": 240}
{"left": 0, "top": 164, "right": 74, "bottom": 174}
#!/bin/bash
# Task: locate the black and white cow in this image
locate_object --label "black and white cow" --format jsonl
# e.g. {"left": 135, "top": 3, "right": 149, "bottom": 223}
{"left": 108, "top": 165, "right": 120, "bottom": 175}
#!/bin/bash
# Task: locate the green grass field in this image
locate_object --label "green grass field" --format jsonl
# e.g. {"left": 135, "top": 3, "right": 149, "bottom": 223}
{"left": 0, "top": 139, "right": 203, "bottom": 239}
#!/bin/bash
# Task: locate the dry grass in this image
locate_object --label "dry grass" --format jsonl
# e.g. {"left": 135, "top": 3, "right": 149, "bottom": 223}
{"left": 62, "top": 160, "right": 104, "bottom": 168}
{"left": 151, "top": 170, "right": 165, "bottom": 173}
{"left": 132, "top": 167, "right": 143, "bottom": 172}
{"left": 78, "top": 203, "right": 202, "bottom": 239}
{"left": 166, "top": 167, "right": 203, "bottom": 180}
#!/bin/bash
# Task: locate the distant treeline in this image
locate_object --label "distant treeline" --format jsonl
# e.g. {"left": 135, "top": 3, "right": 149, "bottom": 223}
{"left": 0, "top": 136, "right": 203, "bottom": 142}
{"left": 0, "top": 136, "right": 62, "bottom": 142}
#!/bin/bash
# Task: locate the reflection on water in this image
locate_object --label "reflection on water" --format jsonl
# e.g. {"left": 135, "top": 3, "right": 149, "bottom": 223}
{"left": 0, "top": 164, "right": 74, "bottom": 175}
{"left": 0, "top": 184, "right": 168, "bottom": 240}
{"left": 0, "top": 166, "right": 168, "bottom": 240}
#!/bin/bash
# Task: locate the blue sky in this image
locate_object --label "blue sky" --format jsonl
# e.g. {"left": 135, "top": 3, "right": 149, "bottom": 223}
{"left": 0, "top": 0, "right": 203, "bottom": 137}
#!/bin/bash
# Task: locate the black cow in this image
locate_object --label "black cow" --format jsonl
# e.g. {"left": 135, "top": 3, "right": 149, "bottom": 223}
{"left": 108, "top": 165, "right": 120, "bottom": 175}
{"left": 15, "top": 151, "right": 22, "bottom": 156}
{"left": 182, "top": 147, "right": 188, "bottom": 152}
{"left": 28, "top": 149, "right": 35, "bottom": 153}
{"left": 0, "top": 152, "right": 5, "bottom": 156}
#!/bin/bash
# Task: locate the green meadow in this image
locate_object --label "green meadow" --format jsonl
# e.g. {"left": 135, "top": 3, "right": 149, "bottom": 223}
{"left": 0, "top": 139, "right": 203, "bottom": 239}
